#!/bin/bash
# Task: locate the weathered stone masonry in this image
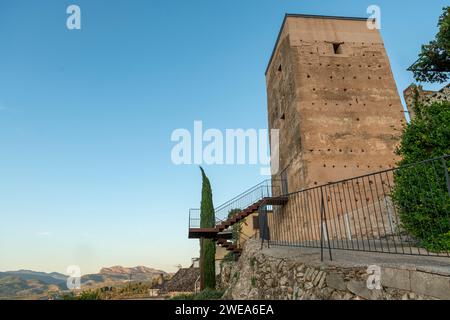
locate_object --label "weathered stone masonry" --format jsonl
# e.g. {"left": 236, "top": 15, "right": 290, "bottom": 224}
{"left": 265, "top": 15, "right": 406, "bottom": 243}
{"left": 220, "top": 240, "right": 450, "bottom": 300}
{"left": 404, "top": 83, "right": 450, "bottom": 119}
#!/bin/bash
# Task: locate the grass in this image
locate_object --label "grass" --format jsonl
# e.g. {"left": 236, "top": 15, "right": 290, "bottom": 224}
{"left": 250, "top": 257, "right": 256, "bottom": 269}
{"left": 250, "top": 276, "right": 257, "bottom": 287}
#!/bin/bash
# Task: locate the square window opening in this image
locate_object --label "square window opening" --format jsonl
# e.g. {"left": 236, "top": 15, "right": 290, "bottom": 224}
{"left": 333, "top": 43, "right": 343, "bottom": 54}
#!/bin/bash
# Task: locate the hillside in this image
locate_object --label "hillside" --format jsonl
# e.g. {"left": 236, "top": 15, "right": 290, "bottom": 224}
{"left": 0, "top": 266, "right": 169, "bottom": 300}
{"left": 0, "top": 274, "right": 64, "bottom": 300}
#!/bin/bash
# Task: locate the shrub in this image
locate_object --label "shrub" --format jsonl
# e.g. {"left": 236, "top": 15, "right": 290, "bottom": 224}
{"left": 170, "top": 288, "right": 225, "bottom": 300}
{"left": 78, "top": 290, "right": 102, "bottom": 300}
{"left": 392, "top": 100, "right": 450, "bottom": 251}
{"left": 221, "top": 252, "right": 235, "bottom": 265}
{"left": 228, "top": 209, "right": 244, "bottom": 245}
{"left": 62, "top": 293, "right": 76, "bottom": 300}
{"left": 249, "top": 257, "right": 256, "bottom": 269}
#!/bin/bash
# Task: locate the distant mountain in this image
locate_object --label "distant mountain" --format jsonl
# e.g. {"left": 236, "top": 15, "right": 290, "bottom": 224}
{"left": 100, "top": 265, "right": 166, "bottom": 275}
{"left": 81, "top": 265, "right": 167, "bottom": 286}
{"left": 0, "top": 270, "right": 67, "bottom": 286}
{"left": 0, "top": 272, "right": 66, "bottom": 300}
{"left": 0, "top": 266, "right": 168, "bottom": 299}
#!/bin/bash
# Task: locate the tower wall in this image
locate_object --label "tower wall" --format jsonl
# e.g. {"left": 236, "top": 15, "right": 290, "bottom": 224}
{"left": 266, "top": 15, "right": 405, "bottom": 193}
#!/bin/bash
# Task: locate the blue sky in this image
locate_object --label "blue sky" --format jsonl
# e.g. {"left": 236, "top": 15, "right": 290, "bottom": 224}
{"left": 0, "top": 0, "right": 447, "bottom": 274}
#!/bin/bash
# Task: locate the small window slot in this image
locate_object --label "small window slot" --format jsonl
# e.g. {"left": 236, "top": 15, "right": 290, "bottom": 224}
{"left": 333, "top": 43, "right": 343, "bottom": 54}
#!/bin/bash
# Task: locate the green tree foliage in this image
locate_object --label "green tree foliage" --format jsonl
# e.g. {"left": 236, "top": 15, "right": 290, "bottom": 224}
{"left": 62, "top": 290, "right": 102, "bottom": 300}
{"left": 228, "top": 208, "right": 243, "bottom": 244}
{"left": 78, "top": 290, "right": 102, "bottom": 300}
{"left": 170, "top": 288, "right": 225, "bottom": 300}
{"left": 199, "top": 167, "right": 216, "bottom": 289}
{"left": 411, "top": 6, "right": 450, "bottom": 83}
{"left": 392, "top": 100, "right": 450, "bottom": 251}
{"left": 220, "top": 252, "right": 236, "bottom": 265}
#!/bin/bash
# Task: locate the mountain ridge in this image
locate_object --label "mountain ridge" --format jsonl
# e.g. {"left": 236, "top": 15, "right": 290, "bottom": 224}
{"left": 0, "top": 265, "right": 169, "bottom": 299}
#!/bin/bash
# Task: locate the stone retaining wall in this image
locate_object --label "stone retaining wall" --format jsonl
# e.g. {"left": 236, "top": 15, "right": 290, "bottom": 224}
{"left": 220, "top": 240, "right": 450, "bottom": 300}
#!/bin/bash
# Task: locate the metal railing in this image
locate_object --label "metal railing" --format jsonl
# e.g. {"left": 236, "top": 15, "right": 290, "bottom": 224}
{"left": 189, "top": 179, "right": 285, "bottom": 230}
{"left": 268, "top": 155, "right": 450, "bottom": 259}
{"left": 188, "top": 208, "right": 225, "bottom": 229}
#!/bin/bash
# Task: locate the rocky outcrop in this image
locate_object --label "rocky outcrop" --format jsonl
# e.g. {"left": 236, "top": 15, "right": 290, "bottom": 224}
{"left": 100, "top": 266, "right": 167, "bottom": 276}
{"left": 157, "top": 267, "right": 200, "bottom": 294}
{"left": 221, "top": 240, "right": 450, "bottom": 300}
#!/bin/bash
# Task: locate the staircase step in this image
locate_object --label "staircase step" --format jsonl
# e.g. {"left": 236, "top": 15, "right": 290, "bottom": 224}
{"left": 239, "top": 211, "right": 250, "bottom": 218}
{"left": 211, "top": 196, "right": 287, "bottom": 236}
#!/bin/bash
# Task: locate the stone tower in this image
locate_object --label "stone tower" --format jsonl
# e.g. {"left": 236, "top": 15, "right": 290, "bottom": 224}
{"left": 266, "top": 14, "right": 406, "bottom": 193}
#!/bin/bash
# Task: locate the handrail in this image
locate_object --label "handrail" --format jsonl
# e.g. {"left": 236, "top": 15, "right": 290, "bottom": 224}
{"left": 267, "top": 154, "right": 450, "bottom": 259}
{"left": 214, "top": 178, "right": 287, "bottom": 212}
{"left": 284, "top": 154, "right": 450, "bottom": 198}
{"left": 192, "top": 154, "right": 450, "bottom": 259}
{"left": 189, "top": 179, "right": 285, "bottom": 229}
{"left": 214, "top": 179, "right": 271, "bottom": 212}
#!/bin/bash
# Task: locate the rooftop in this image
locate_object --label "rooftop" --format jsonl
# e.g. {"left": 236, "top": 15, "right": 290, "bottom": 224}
{"left": 265, "top": 13, "right": 371, "bottom": 75}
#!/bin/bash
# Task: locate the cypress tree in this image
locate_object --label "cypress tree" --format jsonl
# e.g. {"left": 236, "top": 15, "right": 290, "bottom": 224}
{"left": 199, "top": 167, "right": 216, "bottom": 289}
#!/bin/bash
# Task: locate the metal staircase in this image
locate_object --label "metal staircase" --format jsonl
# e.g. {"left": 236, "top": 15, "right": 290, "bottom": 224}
{"left": 188, "top": 179, "right": 288, "bottom": 256}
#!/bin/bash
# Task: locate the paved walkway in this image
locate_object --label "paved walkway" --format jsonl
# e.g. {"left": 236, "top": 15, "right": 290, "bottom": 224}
{"left": 260, "top": 243, "right": 450, "bottom": 276}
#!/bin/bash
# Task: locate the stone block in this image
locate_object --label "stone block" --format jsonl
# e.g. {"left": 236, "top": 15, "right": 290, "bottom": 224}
{"left": 381, "top": 267, "right": 411, "bottom": 291}
{"left": 410, "top": 271, "right": 450, "bottom": 300}
{"left": 304, "top": 282, "right": 314, "bottom": 290}
{"left": 347, "top": 280, "right": 373, "bottom": 300}
{"left": 318, "top": 272, "right": 327, "bottom": 288}
{"left": 310, "top": 270, "right": 319, "bottom": 282}
{"left": 296, "top": 273, "right": 305, "bottom": 279}
{"left": 313, "top": 271, "right": 324, "bottom": 286}
{"left": 304, "top": 268, "right": 313, "bottom": 281}
{"left": 326, "top": 272, "right": 346, "bottom": 291}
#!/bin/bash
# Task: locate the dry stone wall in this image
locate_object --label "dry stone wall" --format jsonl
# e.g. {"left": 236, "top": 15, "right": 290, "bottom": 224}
{"left": 220, "top": 240, "right": 450, "bottom": 300}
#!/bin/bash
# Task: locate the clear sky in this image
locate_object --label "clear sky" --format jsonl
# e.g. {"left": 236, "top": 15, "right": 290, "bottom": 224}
{"left": 0, "top": 0, "right": 447, "bottom": 275}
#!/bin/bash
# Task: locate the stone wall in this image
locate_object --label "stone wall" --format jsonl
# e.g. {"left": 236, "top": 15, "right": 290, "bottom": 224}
{"left": 265, "top": 15, "right": 405, "bottom": 247}
{"left": 220, "top": 240, "right": 450, "bottom": 300}
{"left": 266, "top": 16, "right": 405, "bottom": 193}
{"left": 403, "top": 83, "right": 450, "bottom": 119}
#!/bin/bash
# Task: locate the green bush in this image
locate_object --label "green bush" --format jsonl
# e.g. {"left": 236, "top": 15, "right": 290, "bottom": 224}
{"left": 250, "top": 276, "right": 257, "bottom": 288}
{"left": 221, "top": 252, "right": 235, "bottom": 265}
{"left": 62, "top": 293, "right": 77, "bottom": 300}
{"left": 228, "top": 209, "right": 243, "bottom": 244}
{"left": 392, "top": 100, "right": 450, "bottom": 251}
{"left": 410, "top": 6, "right": 450, "bottom": 84}
{"left": 170, "top": 288, "right": 225, "bottom": 300}
{"left": 78, "top": 290, "right": 102, "bottom": 300}
{"left": 62, "top": 290, "right": 102, "bottom": 300}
